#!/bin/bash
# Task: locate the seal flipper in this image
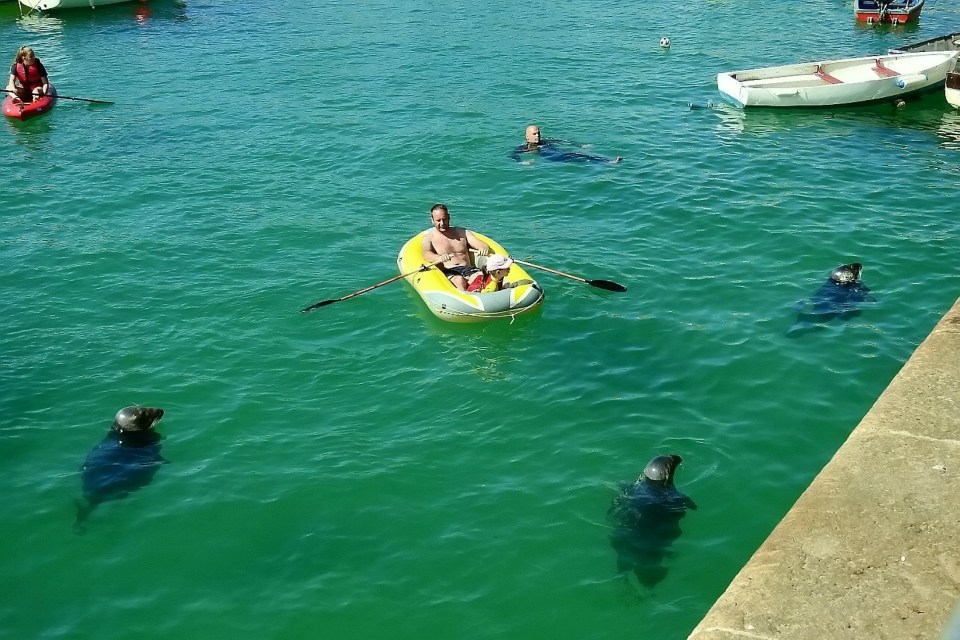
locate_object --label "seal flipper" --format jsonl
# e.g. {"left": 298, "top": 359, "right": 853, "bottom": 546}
{"left": 73, "top": 498, "right": 95, "bottom": 535}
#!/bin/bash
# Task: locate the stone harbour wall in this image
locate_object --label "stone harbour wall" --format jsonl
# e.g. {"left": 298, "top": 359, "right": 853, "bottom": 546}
{"left": 688, "top": 297, "right": 960, "bottom": 640}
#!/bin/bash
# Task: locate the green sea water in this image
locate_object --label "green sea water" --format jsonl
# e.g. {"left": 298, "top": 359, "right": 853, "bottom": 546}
{"left": 2, "top": 1, "right": 959, "bottom": 638}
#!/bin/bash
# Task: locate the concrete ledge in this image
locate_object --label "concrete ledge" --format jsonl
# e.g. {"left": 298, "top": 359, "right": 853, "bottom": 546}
{"left": 689, "top": 297, "right": 960, "bottom": 640}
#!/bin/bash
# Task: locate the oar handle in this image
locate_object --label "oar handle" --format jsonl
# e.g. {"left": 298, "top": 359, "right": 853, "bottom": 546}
{"left": 469, "top": 248, "right": 587, "bottom": 282}
{"left": 300, "top": 259, "right": 443, "bottom": 313}
{"left": 511, "top": 258, "right": 588, "bottom": 284}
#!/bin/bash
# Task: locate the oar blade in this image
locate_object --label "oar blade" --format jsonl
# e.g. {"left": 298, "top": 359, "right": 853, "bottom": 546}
{"left": 300, "top": 299, "right": 337, "bottom": 313}
{"left": 588, "top": 279, "right": 627, "bottom": 292}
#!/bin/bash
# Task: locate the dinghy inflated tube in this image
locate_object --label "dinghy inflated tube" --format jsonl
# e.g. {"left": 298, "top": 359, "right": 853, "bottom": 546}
{"left": 896, "top": 73, "right": 926, "bottom": 89}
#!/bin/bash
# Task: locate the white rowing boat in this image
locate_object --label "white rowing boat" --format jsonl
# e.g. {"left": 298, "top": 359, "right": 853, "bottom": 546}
{"left": 17, "top": 0, "right": 138, "bottom": 10}
{"left": 718, "top": 51, "right": 959, "bottom": 108}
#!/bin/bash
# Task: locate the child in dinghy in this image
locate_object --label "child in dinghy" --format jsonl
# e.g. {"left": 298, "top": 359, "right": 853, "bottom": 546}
{"left": 466, "top": 254, "right": 533, "bottom": 293}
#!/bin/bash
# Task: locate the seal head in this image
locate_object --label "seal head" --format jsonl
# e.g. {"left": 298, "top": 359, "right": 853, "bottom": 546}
{"left": 829, "top": 263, "right": 863, "bottom": 286}
{"left": 641, "top": 454, "right": 683, "bottom": 484}
{"left": 112, "top": 406, "right": 164, "bottom": 433}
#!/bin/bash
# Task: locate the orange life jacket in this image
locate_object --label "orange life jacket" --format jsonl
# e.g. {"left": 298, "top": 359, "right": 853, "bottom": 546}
{"left": 467, "top": 274, "right": 499, "bottom": 293}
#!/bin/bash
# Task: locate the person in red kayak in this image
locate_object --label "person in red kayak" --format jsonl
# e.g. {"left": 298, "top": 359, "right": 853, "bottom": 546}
{"left": 5, "top": 46, "right": 50, "bottom": 104}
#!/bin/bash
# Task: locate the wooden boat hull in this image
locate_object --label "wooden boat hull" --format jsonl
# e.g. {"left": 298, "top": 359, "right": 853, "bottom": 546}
{"left": 397, "top": 231, "right": 544, "bottom": 323}
{"left": 17, "top": 0, "right": 138, "bottom": 9}
{"left": 2, "top": 84, "right": 56, "bottom": 120}
{"left": 947, "top": 73, "right": 960, "bottom": 109}
{"left": 717, "top": 51, "right": 959, "bottom": 108}
{"left": 854, "top": 0, "right": 923, "bottom": 24}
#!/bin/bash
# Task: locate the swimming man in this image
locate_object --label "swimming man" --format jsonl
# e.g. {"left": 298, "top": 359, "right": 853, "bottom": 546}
{"left": 511, "top": 124, "right": 622, "bottom": 164}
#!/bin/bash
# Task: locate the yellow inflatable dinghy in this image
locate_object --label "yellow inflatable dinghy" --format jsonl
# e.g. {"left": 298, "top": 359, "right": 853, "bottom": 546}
{"left": 397, "top": 230, "right": 544, "bottom": 322}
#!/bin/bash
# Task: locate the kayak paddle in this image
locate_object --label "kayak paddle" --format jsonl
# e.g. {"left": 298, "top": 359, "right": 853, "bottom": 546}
{"left": 2, "top": 88, "right": 113, "bottom": 105}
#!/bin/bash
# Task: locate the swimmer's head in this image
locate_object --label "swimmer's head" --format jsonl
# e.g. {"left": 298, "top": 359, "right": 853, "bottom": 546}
{"left": 525, "top": 125, "right": 541, "bottom": 144}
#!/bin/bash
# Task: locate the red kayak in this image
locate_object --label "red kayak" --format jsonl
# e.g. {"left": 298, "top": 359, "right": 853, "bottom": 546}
{"left": 2, "top": 85, "right": 57, "bottom": 121}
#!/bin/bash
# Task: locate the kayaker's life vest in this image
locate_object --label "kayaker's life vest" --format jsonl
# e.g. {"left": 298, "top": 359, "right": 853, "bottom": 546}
{"left": 14, "top": 62, "right": 44, "bottom": 91}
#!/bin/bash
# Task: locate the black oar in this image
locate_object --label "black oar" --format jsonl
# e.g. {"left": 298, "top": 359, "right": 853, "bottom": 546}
{"left": 54, "top": 95, "right": 114, "bottom": 105}
{"left": 512, "top": 258, "right": 626, "bottom": 292}
{"left": 300, "top": 259, "right": 444, "bottom": 313}
{"left": 2, "top": 88, "right": 113, "bottom": 104}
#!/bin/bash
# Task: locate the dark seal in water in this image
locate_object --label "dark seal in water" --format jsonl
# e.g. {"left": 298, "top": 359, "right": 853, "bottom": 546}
{"left": 788, "top": 263, "right": 874, "bottom": 337}
{"left": 607, "top": 454, "right": 697, "bottom": 588}
{"left": 74, "top": 406, "right": 167, "bottom": 533}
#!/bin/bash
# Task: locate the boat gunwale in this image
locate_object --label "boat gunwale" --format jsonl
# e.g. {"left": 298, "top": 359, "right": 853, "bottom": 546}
{"left": 726, "top": 51, "right": 957, "bottom": 85}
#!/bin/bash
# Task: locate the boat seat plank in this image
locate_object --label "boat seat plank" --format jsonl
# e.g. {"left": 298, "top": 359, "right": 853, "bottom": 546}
{"left": 815, "top": 65, "right": 843, "bottom": 84}
{"left": 874, "top": 59, "right": 900, "bottom": 77}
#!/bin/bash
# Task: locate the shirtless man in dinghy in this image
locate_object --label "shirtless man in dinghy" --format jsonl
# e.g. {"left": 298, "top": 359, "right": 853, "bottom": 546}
{"left": 420, "top": 203, "right": 491, "bottom": 290}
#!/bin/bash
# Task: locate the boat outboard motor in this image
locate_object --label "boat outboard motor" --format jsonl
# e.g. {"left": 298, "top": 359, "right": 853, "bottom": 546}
{"left": 878, "top": 0, "right": 890, "bottom": 22}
